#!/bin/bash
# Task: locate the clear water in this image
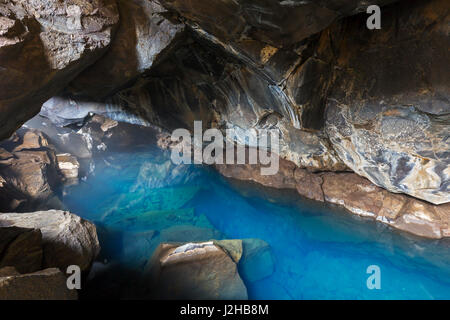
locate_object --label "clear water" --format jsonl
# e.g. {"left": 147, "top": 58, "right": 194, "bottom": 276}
{"left": 62, "top": 147, "right": 450, "bottom": 300}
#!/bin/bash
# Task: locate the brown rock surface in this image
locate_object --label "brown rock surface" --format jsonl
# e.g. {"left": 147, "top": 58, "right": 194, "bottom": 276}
{"left": 0, "top": 267, "right": 77, "bottom": 300}
{"left": 0, "top": 210, "right": 100, "bottom": 271}
{"left": 0, "top": 227, "right": 43, "bottom": 274}
{"left": 146, "top": 242, "right": 248, "bottom": 299}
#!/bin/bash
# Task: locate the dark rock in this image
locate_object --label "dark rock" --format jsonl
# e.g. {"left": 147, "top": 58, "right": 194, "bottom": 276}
{"left": 0, "top": 227, "right": 43, "bottom": 274}
{"left": 0, "top": 0, "right": 119, "bottom": 141}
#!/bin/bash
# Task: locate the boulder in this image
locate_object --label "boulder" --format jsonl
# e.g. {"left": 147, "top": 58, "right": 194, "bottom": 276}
{"left": 0, "top": 227, "right": 43, "bottom": 274}
{"left": 145, "top": 242, "right": 248, "bottom": 299}
{"left": 0, "top": 210, "right": 100, "bottom": 271}
{"left": 0, "top": 267, "right": 77, "bottom": 300}
{"left": 0, "top": 0, "right": 119, "bottom": 141}
{"left": 240, "top": 239, "right": 275, "bottom": 283}
{"left": 70, "top": 0, "right": 185, "bottom": 99}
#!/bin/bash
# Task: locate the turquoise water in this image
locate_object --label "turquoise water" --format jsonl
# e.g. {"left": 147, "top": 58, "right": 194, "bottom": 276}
{"left": 62, "top": 147, "right": 450, "bottom": 300}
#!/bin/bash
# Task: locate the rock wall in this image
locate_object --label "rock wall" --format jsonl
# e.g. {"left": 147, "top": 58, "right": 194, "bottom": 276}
{"left": 0, "top": 0, "right": 119, "bottom": 140}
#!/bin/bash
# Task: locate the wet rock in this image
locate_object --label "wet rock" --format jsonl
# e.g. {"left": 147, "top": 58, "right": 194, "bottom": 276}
{"left": 322, "top": 173, "right": 450, "bottom": 239}
{"left": 240, "top": 239, "right": 275, "bottom": 283}
{"left": 70, "top": 0, "right": 185, "bottom": 99}
{"left": 214, "top": 240, "right": 243, "bottom": 264}
{"left": 104, "top": 208, "right": 212, "bottom": 233}
{"left": 121, "top": 230, "right": 157, "bottom": 268}
{"left": 146, "top": 242, "right": 248, "bottom": 299}
{"left": 0, "top": 210, "right": 100, "bottom": 271}
{"left": 160, "top": 225, "right": 223, "bottom": 243}
{"left": 0, "top": 227, "right": 43, "bottom": 274}
{"left": 0, "top": 0, "right": 119, "bottom": 141}
{"left": 0, "top": 267, "right": 77, "bottom": 300}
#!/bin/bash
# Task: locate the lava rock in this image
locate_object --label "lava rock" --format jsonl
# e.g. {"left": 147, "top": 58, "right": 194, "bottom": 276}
{"left": 145, "top": 241, "right": 248, "bottom": 299}
{"left": 0, "top": 210, "right": 100, "bottom": 272}
{"left": 0, "top": 267, "right": 77, "bottom": 300}
{"left": 70, "top": 0, "right": 185, "bottom": 99}
{"left": 0, "top": 0, "right": 119, "bottom": 140}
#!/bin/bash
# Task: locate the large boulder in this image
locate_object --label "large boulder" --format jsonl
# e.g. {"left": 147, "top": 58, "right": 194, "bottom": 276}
{"left": 0, "top": 267, "right": 77, "bottom": 300}
{"left": 145, "top": 241, "right": 248, "bottom": 299}
{"left": 0, "top": 0, "right": 119, "bottom": 141}
{"left": 0, "top": 210, "right": 100, "bottom": 272}
{"left": 69, "top": 0, "right": 185, "bottom": 99}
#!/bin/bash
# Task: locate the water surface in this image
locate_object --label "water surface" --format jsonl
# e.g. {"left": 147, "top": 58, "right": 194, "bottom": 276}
{"left": 62, "top": 147, "right": 450, "bottom": 300}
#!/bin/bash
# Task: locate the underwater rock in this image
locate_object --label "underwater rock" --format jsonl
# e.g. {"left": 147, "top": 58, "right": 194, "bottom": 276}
{"left": 104, "top": 208, "right": 213, "bottom": 233}
{"left": 145, "top": 242, "right": 248, "bottom": 299}
{"left": 121, "top": 230, "right": 157, "bottom": 268}
{"left": 214, "top": 240, "right": 243, "bottom": 264}
{"left": 160, "top": 225, "right": 223, "bottom": 243}
{"left": 0, "top": 210, "right": 100, "bottom": 271}
{"left": 0, "top": 227, "right": 43, "bottom": 274}
{"left": 240, "top": 239, "right": 275, "bottom": 283}
{"left": 0, "top": 267, "right": 77, "bottom": 300}
{"left": 69, "top": 0, "right": 185, "bottom": 99}
{"left": 0, "top": 0, "right": 119, "bottom": 141}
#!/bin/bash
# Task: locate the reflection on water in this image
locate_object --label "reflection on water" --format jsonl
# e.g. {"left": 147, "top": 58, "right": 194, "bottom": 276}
{"left": 62, "top": 147, "right": 450, "bottom": 300}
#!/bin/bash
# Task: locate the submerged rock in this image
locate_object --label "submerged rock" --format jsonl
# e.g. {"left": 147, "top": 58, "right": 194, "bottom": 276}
{"left": 0, "top": 0, "right": 119, "bottom": 141}
{"left": 240, "top": 239, "right": 275, "bottom": 283}
{"left": 0, "top": 210, "right": 100, "bottom": 271}
{"left": 0, "top": 267, "right": 77, "bottom": 300}
{"left": 145, "top": 242, "right": 248, "bottom": 299}
{"left": 160, "top": 225, "right": 223, "bottom": 243}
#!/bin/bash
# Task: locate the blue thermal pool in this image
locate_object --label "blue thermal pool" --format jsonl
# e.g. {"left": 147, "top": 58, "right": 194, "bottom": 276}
{"left": 61, "top": 146, "right": 450, "bottom": 300}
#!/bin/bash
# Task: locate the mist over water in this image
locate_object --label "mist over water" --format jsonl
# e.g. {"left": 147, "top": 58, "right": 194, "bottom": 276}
{"left": 61, "top": 145, "right": 450, "bottom": 300}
